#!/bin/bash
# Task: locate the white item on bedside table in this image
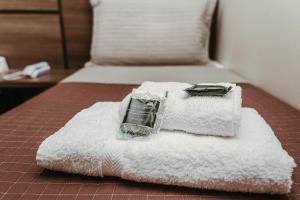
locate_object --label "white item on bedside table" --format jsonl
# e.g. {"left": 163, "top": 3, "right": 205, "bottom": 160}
{"left": 0, "top": 56, "right": 9, "bottom": 74}
{"left": 3, "top": 61, "right": 51, "bottom": 80}
{"left": 22, "top": 62, "right": 51, "bottom": 78}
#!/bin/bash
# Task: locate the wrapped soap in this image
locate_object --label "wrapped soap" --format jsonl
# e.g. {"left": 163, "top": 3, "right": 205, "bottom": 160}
{"left": 184, "top": 84, "right": 232, "bottom": 96}
{"left": 118, "top": 89, "right": 167, "bottom": 139}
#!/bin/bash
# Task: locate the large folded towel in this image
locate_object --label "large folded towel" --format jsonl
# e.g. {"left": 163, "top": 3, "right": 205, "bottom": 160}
{"left": 37, "top": 102, "right": 295, "bottom": 194}
{"left": 120, "top": 82, "right": 242, "bottom": 136}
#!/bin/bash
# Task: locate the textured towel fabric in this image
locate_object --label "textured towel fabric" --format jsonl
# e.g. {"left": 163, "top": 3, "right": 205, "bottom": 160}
{"left": 90, "top": 0, "right": 217, "bottom": 65}
{"left": 36, "top": 102, "right": 295, "bottom": 194}
{"left": 120, "top": 82, "right": 242, "bottom": 136}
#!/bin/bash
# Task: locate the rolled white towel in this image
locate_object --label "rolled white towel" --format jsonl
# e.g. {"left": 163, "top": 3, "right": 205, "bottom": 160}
{"left": 119, "top": 82, "right": 242, "bottom": 136}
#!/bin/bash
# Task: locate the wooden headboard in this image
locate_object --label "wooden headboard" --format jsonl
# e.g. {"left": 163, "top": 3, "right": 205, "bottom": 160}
{"left": 0, "top": 0, "right": 216, "bottom": 69}
{"left": 0, "top": 0, "right": 92, "bottom": 69}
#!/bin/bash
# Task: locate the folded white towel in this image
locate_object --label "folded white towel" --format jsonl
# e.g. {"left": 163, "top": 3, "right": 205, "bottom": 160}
{"left": 120, "top": 82, "right": 242, "bottom": 136}
{"left": 37, "top": 102, "right": 295, "bottom": 194}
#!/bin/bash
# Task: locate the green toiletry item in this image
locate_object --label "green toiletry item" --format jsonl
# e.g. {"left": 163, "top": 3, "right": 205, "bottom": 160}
{"left": 184, "top": 85, "right": 232, "bottom": 96}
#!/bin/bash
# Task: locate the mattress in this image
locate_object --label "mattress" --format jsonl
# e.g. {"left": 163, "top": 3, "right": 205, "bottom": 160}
{"left": 62, "top": 61, "right": 248, "bottom": 84}
{"left": 0, "top": 82, "right": 299, "bottom": 200}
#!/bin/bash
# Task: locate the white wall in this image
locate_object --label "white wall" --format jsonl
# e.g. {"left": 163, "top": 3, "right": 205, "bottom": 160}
{"left": 215, "top": 0, "right": 300, "bottom": 110}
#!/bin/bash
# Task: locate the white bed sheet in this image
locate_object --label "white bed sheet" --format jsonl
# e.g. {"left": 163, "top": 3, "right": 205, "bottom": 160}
{"left": 62, "top": 61, "right": 248, "bottom": 84}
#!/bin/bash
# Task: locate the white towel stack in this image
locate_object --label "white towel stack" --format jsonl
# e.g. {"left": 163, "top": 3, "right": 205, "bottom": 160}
{"left": 119, "top": 82, "right": 242, "bottom": 136}
{"left": 36, "top": 81, "right": 296, "bottom": 194}
{"left": 37, "top": 103, "right": 296, "bottom": 194}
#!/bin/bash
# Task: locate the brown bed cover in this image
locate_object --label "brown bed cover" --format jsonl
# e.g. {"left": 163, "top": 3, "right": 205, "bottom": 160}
{"left": 0, "top": 83, "right": 299, "bottom": 200}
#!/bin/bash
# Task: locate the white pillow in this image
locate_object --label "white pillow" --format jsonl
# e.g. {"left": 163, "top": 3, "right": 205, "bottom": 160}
{"left": 90, "top": 0, "right": 217, "bottom": 65}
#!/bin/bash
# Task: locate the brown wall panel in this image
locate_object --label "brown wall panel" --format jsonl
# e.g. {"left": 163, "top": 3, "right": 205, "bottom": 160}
{"left": 63, "top": 0, "right": 92, "bottom": 68}
{"left": 0, "top": 0, "right": 57, "bottom": 10}
{"left": 0, "top": 14, "right": 64, "bottom": 69}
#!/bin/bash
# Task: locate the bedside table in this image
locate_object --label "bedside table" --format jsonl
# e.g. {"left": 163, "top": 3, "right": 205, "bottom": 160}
{"left": 0, "top": 69, "right": 76, "bottom": 114}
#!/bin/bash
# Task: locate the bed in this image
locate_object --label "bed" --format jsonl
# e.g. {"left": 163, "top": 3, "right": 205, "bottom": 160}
{"left": 1, "top": 0, "right": 299, "bottom": 198}
{"left": 0, "top": 64, "right": 299, "bottom": 200}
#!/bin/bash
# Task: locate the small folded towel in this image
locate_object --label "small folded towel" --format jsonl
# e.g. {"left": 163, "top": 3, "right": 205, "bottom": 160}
{"left": 36, "top": 102, "right": 295, "bottom": 194}
{"left": 120, "top": 82, "right": 242, "bottom": 136}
